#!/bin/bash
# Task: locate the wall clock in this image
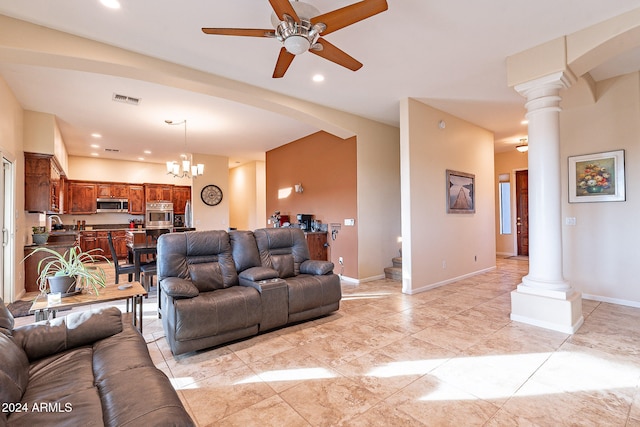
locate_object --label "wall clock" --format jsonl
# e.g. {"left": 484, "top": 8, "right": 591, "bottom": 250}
{"left": 200, "top": 184, "right": 223, "bottom": 206}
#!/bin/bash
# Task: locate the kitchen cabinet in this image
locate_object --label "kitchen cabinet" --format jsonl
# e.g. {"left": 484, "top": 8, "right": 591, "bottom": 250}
{"left": 172, "top": 186, "right": 191, "bottom": 214}
{"left": 97, "top": 183, "right": 129, "bottom": 199}
{"left": 66, "top": 182, "right": 97, "bottom": 214}
{"left": 81, "top": 230, "right": 126, "bottom": 261}
{"left": 24, "top": 245, "right": 72, "bottom": 293}
{"left": 79, "top": 231, "right": 98, "bottom": 253}
{"left": 129, "top": 185, "right": 145, "bottom": 214}
{"left": 305, "top": 232, "right": 328, "bottom": 261}
{"left": 145, "top": 184, "right": 173, "bottom": 203}
{"left": 24, "top": 152, "right": 63, "bottom": 213}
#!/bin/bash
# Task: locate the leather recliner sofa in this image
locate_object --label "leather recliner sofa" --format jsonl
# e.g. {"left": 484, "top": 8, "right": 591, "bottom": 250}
{"left": 157, "top": 228, "right": 341, "bottom": 355}
{"left": 0, "top": 301, "right": 194, "bottom": 426}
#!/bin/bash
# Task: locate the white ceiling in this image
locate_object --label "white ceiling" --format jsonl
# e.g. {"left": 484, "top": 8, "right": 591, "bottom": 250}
{"left": 0, "top": 0, "right": 639, "bottom": 166}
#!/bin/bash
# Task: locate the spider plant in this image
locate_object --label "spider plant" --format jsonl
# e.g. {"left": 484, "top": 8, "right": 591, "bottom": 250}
{"left": 23, "top": 246, "right": 112, "bottom": 295}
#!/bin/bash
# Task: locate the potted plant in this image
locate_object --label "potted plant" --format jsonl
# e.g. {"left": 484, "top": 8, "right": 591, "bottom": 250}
{"left": 31, "top": 226, "right": 49, "bottom": 245}
{"left": 23, "top": 246, "right": 111, "bottom": 296}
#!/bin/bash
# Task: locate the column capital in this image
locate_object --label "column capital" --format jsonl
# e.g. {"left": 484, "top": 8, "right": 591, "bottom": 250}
{"left": 514, "top": 71, "right": 575, "bottom": 100}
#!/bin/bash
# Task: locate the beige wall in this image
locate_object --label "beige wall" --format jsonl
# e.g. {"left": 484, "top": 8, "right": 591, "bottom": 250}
{"left": 400, "top": 99, "right": 496, "bottom": 294}
{"left": 68, "top": 155, "right": 190, "bottom": 184}
{"left": 229, "top": 161, "right": 266, "bottom": 231}
{"left": 189, "top": 153, "right": 230, "bottom": 232}
{"left": 266, "top": 132, "right": 359, "bottom": 278}
{"left": 560, "top": 72, "right": 640, "bottom": 305}
{"left": 0, "top": 76, "right": 26, "bottom": 298}
{"left": 494, "top": 150, "right": 528, "bottom": 256}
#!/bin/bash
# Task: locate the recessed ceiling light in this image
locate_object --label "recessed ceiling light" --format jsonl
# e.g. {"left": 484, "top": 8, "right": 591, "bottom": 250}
{"left": 100, "top": 0, "right": 121, "bottom": 9}
{"left": 143, "top": 150, "right": 151, "bottom": 154}
{"left": 90, "top": 153, "right": 99, "bottom": 157}
{"left": 138, "top": 157, "right": 145, "bottom": 161}
{"left": 521, "top": 120, "right": 529, "bottom": 125}
{"left": 312, "top": 74, "right": 325, "bottom": 83}
{"left": 91, "top": 133, "right": 102, "bottom": 138}
{"left": 90, "top": 144, "right": 100, "bottom": 148}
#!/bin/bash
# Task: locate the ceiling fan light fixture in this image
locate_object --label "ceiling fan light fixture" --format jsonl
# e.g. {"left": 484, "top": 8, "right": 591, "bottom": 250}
{"left": 284, "top": 35, "right": 311, "bottom": 55}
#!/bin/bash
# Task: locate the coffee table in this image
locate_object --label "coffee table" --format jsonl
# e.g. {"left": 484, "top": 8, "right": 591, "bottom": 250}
{"left": 29, "top": 282, "right": 148, "bottom": 332}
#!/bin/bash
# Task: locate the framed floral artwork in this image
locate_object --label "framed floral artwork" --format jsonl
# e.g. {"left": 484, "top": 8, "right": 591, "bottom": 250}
{"left": 568, "top": 149, "right": 625, "bottom": 203}
{"left": 446, "top": 169, "right": 475, "bottom": 213}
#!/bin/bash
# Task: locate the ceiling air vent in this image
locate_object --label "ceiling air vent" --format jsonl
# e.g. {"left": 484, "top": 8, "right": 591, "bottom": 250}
{"left": 112, "top": 93, "right": 141, "bottom": 105}
{"left": 104, "top": 148, "right": 120, "bottom": 152}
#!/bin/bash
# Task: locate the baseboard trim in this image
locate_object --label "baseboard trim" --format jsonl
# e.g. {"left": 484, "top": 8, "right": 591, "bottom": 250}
{"left": 403, "top": 266, "right": 497, "bottom": 295}
{"left": 582, "top": 293, "right": 640, "bottom": 309}
{"left": 339, "top": 274, "right": 385, "bottom": 285}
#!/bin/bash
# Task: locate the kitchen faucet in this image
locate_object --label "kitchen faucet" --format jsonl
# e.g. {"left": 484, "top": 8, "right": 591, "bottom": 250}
{"left": 48, "top": 215, "right": 63, "bottom": 231}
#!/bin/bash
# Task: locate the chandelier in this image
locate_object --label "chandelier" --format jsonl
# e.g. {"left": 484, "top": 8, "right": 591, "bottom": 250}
{"left": 516, "top": 138, "right": 529, "bottom": 153}
{"left": 165, "top": 119, "right": 204, "bottom": 178}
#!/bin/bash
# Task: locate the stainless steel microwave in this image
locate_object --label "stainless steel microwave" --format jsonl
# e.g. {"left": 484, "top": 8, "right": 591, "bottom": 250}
{"left": 96, "top": 198, "right": 129, "bottom": 213}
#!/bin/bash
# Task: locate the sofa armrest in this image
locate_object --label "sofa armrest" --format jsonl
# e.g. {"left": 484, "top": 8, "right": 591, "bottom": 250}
{"left": 161, "top": 277, "right": 199, "bottom": 299}
{"left": 238, "top": 267, "right": 280, "bottom": 292}
{"left": 14, "top": 307, "right": 123, "bottom": 361}
{"left": 300, "top": 260, "right": 334, "bottom": 275}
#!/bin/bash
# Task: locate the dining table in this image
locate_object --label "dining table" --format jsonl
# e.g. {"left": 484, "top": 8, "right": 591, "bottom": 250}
{"left": 126, "top": 241, "right": 157, "bottom": 282}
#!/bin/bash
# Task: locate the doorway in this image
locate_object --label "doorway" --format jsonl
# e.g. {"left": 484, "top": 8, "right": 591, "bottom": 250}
{"left": 1, "top": 155, "right": 15, "bottom": 302}
{"left": 515, "top": 170, "right": 529, "bottom": 256}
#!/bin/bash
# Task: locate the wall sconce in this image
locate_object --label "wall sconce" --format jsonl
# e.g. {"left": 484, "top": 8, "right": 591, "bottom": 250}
{"left": 294, "top": 183, "right": 304, "bottom": 193}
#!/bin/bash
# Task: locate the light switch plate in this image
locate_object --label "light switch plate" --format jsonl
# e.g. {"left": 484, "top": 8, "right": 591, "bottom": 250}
{"left": 344, "top": 218, "right": 355, "bottom": 226}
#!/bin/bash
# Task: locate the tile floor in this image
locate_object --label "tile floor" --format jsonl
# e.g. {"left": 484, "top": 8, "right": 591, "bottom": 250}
{"left": 14, "top": 258, "right": 640, "bottom": 426}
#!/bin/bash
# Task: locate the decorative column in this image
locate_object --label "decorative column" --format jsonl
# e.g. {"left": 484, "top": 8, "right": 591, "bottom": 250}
{"left": 510, "top": 71, "right": 584, "bottom": 334}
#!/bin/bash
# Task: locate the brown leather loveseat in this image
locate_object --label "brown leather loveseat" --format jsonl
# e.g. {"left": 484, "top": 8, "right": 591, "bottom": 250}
{"left": 0, "top": 301, "right": 194, "bottom": 426}
{"left": 157, "top": 228, "right": 341, "bottom": 355}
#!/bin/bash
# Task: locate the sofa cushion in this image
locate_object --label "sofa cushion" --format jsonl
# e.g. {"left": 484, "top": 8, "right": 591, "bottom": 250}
{"left": 172, "top": 286, "right": 261, "bottom": 341}
{"left": 0, "top": 297, "right": 14, "bottom": 335}
{"left": 0, "top": 333, "right": 29, "bottom": 423}
{"left": 230, "top": 230, "right": 261, "bottom": 272}
{"left": 188, "top": 257, "right": 228, "bottom": 291}
{"left": 14, "top": 307, "right": 123, "bottom": 362}
{"left": 254, "top": 228, "right": 311, "bottom": 277}
{"left": 285, "top": 274, "right": 342, "bottom": 315}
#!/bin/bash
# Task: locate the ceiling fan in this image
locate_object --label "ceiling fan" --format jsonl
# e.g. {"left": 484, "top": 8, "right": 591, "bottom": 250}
{"left": 202, "top": 0, "right": 388, "bottom": 78}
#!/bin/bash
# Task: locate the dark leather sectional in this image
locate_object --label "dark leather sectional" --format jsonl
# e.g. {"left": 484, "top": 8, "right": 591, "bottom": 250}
{"left": 0, "top": 302, "right": 194, "bottom": 426}
{"left": 157, "top": 227, "right": 342, "bottom": 355}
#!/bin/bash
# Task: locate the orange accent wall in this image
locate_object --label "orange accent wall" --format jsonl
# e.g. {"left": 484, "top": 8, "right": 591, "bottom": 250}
{"left": 266, "top": 131, "right": 357, "bottom": 278}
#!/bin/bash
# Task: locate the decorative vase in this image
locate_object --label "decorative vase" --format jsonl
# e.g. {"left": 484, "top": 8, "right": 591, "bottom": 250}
{"left": 47, "top": 276, "right": 77, "bottom": 295}
{"left": 32, "top": 234, "right": 48, "bottom": 245}
{"left": 586, "top": 186, "right": 603, "bottom": 193}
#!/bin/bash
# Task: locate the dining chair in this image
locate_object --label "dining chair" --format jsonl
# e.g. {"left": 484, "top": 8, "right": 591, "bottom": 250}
{"left": 107, "top": 231, "right": 136, "bottom": 284}
{"left": 140, "top": 262, "right": 157, "bottom": 296}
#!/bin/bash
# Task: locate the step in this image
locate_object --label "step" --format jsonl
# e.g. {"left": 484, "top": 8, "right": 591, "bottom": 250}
{"left": 384, "top": 266, "right": 402, "bottom": 281}
{"left": 392, "top": 257, "right": 402, "bottom": 268}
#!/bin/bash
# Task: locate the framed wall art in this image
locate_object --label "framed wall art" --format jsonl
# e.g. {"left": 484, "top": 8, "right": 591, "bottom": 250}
{"left": 446, "top": 169, "right": 475, "bottom": 213}
{"left": 568, "top": 149, "right": 625, "bottom": 203}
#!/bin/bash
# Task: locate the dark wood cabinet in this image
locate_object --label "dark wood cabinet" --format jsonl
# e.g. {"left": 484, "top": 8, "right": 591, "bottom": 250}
{"left": 145, "top": 184, "right": 173, "bottom": 203}
{"left": 172, "top": 186, "right": 191, "bottom": 214}
{"left": 305, "top": 232, "right": 328, "bottom": 261}
{"left": 24, "top": 245, "right": 72, "bottom": 293}
{"left": 66, "top": 182, "right": 97, "bottom": 214}
{"left": 24, "top": 153, "right": 62, "bottom": 213}
{"left": 97, "top": 183, "right": 129, "bottom": 199}
{"left": 129, "top": 185, "right": 145, "bottom": 214}
{"left": 79, "top": 231, "right": 98, "bottom": 253}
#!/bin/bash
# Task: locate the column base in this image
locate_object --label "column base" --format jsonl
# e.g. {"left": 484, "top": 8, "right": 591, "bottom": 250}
{"left": 510, "top": 285, "right": 584, "bottom": 334}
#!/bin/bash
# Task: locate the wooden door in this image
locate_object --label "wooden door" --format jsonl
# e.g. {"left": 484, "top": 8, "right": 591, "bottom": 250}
{"left": 515, "top": 170, "right": 529, "bottom": 256}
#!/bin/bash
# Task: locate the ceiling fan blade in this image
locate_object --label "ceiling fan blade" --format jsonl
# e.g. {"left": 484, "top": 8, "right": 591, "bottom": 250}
{"left": 273, "top": 47, "right": 296, "bottom": 78}
{"left": 310, "top": 38, "right": 362, "bottom": 71}
{"left": 269, "top": 0, "right": 300, "bottom": 22}
{"left": 311, "top": 0, "right": 388, "bottom": 35}
{"left": 202, "top": 28, "right": 275, "bottom": 37}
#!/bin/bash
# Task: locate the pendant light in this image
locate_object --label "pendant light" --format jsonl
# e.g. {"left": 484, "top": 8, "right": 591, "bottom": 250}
{"left": 165, "top": 119, "right": 204, "bottom": 178}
